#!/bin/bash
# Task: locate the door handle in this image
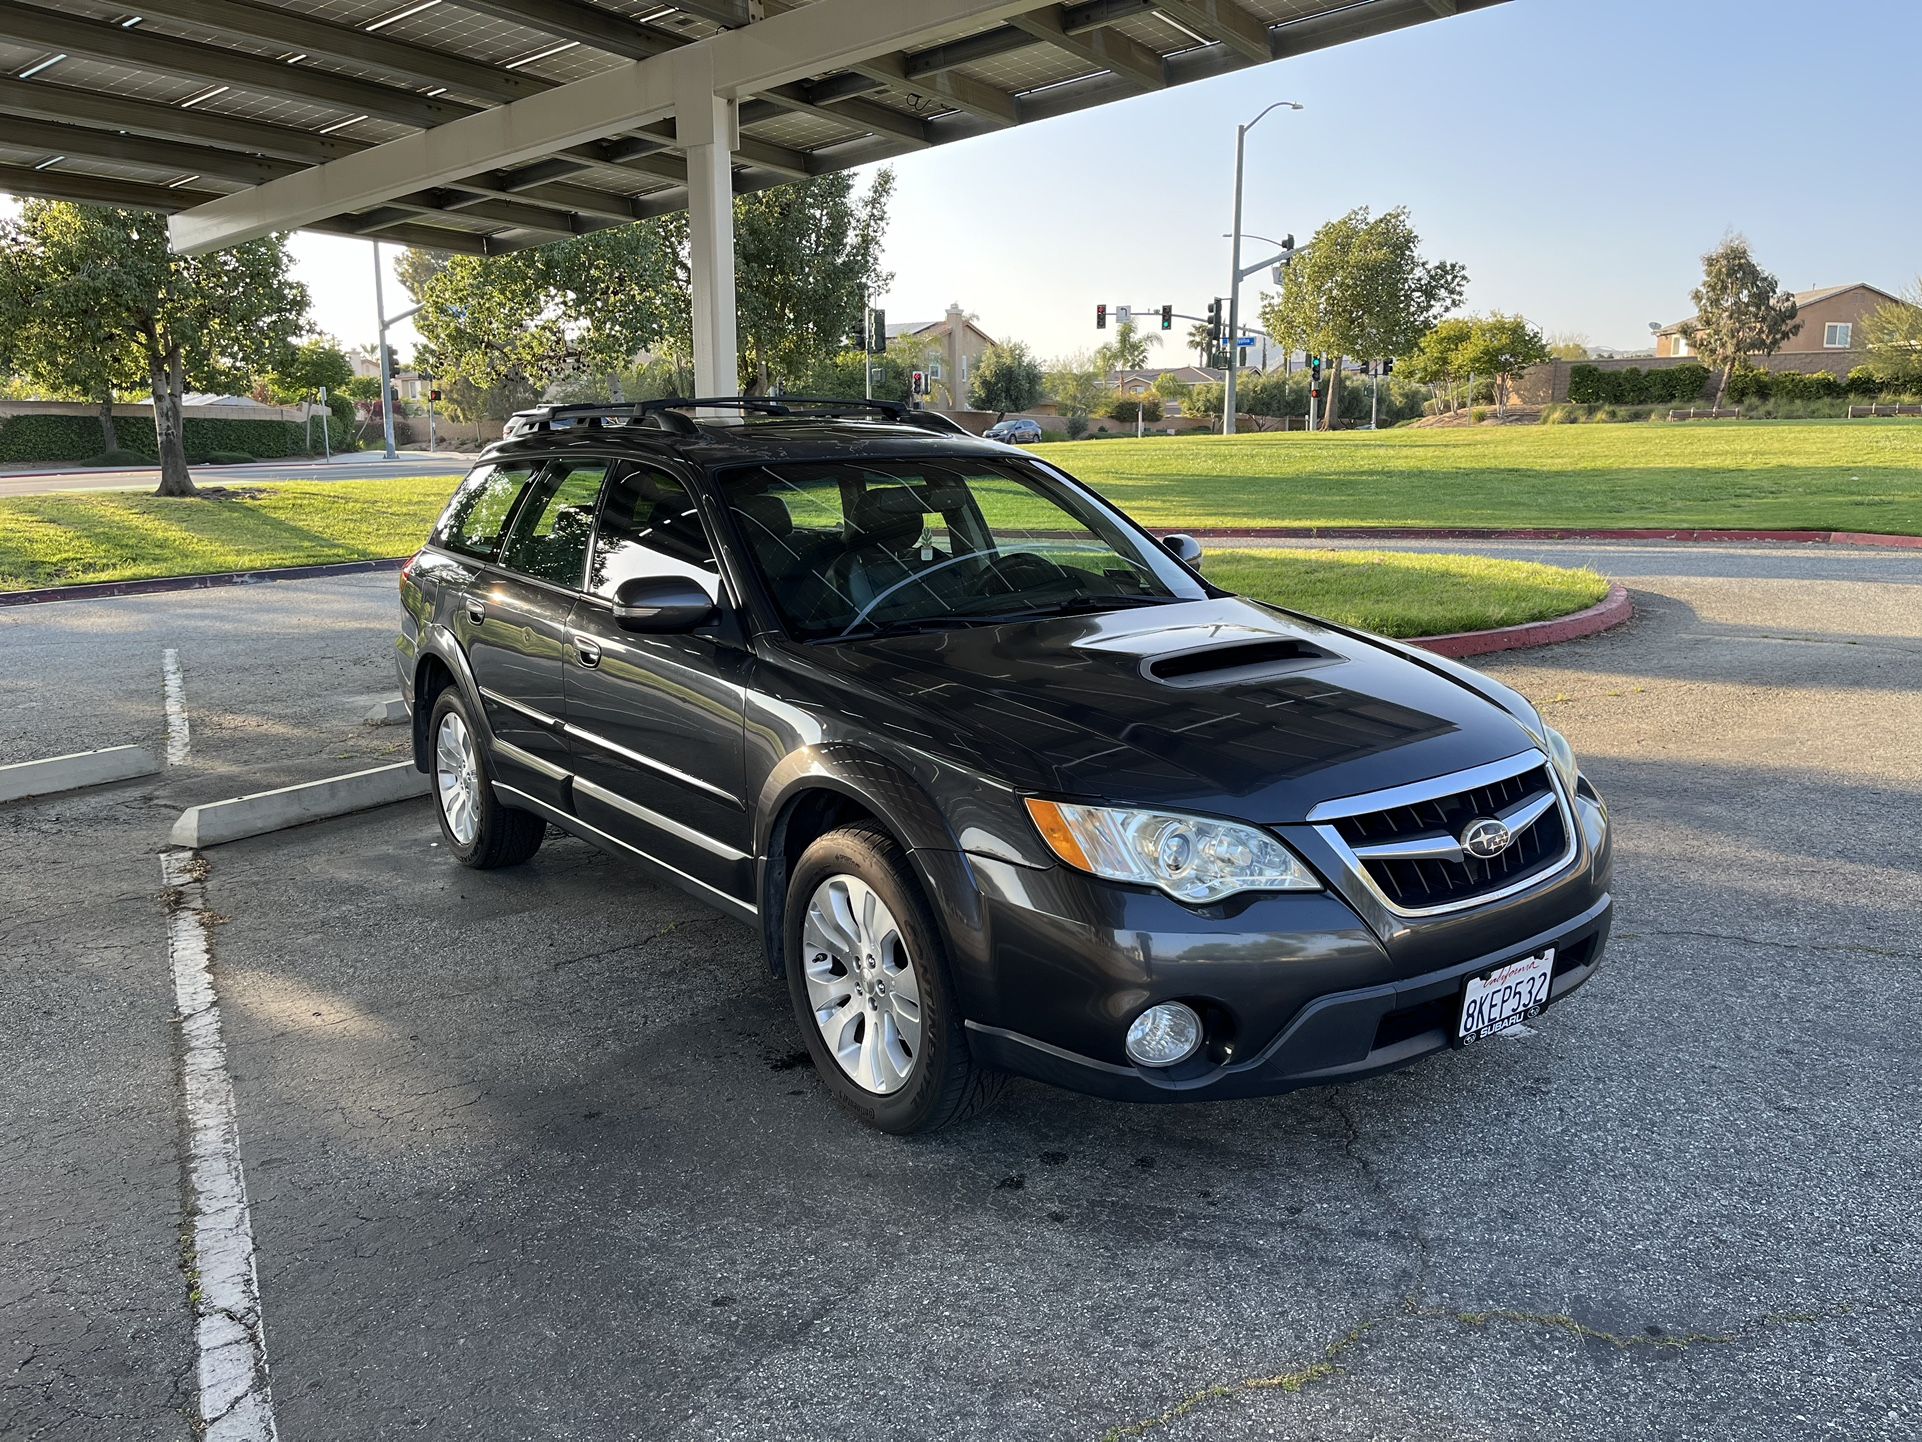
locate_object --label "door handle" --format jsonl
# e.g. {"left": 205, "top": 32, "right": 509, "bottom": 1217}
{"left": 465, "top": 601, "right": 486, "bottom": 625}
{"left": 572, "top": 637, "right": 602, "bottom": 669}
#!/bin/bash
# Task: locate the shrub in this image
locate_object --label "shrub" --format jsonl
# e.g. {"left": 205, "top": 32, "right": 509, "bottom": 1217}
{"left": 1769, "top": 370, "right": 1841, "bottom": 401}
{"left": 1847, "top": 366, "right": 1884, "bottom": 396}
{"left": 1470, "top": 406, "right": 1487, "bottom": 423}
{"left": 0, "top": 412, "right": 318, "bottom": 464}
{"left": 203, "top": 451, "right": 256, "bottom": 465}
{"left": 1065, "top": 414, "right": 1090, "bottom": 440}
{"left": 1103, "top": 395, "right": 1163, "bottom": 423}
{"left": 85, "top": 448, "right": 150, "bottom": 467}
{"left": 1568, "top": 363, "right": 1709, "bottom": 405}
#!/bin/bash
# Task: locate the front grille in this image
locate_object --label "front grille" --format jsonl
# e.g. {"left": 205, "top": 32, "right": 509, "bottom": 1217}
{"left": 1332, "top": 763, "right": 1568, "bottom": 911}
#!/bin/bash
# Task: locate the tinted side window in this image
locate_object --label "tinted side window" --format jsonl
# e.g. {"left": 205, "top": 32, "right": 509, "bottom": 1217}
{"left": 436, "top": 462, "right": 539, "bottom": 560}
{"left": 498, "top": 460, "right": 609, "bottom": 588}
{"left": 587, "top": 466, "right": 718, "bottom": 601}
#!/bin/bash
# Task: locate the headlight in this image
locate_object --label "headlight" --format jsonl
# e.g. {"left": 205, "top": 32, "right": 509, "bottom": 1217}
{"left": 1542, "top": 724, "right": 1579, "bottom": 790}
{"left": 1024, "top": 799, "right": 1319, "bottom": 903}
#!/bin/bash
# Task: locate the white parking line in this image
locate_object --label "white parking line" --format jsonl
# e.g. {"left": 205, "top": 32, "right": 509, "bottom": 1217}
{"left": 162, "top": 849, "right": 278, "bottom": 1441}
{"left": 162, "top": 648, "right": 191, "bottom": 766}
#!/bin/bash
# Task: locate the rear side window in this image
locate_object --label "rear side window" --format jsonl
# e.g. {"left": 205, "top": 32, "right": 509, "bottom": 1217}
{"left": 587, "top": 465, "right": 718, "bottom": 601}
{"left": 436, "top": 462, "right": 539, "bottom": 560}
{"left": 498, "top": 460, "right": 609, "bottom": 588}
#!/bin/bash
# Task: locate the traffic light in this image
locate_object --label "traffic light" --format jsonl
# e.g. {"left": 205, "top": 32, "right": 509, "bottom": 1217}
{"left": 910, "top": 370, "right": 927, "bottom": 396}
{"left": 1159, "top": 304, "right": 1172, "bottom": 331}
{"left": 1095, "top": 303, "right": 1107, "bottom": 330}
{"left": 430, "top": 388, "right": 442, "bottom": 402}
{"left": 1381, "top": 356, "right": 1395, "bottom": 375}
{"left": 868, "top": 307, "right": 886, "bottom": 355}
{"left": 1206, "top": 298, "right": 1222, "bottom": 345}
{"left": 1309, "top": 354, "right": 1323, "bottom": 377}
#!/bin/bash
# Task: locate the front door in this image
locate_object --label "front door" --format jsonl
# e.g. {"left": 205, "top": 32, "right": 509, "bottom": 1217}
{"left": 562, "top": 462, "right": 752, "bottom": 907}
{"left": 467, "top": 456, "right": 610, "bottom": 806}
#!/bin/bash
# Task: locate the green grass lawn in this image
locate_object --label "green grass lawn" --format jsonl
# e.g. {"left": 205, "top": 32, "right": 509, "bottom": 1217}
{"left": 0, "top": 477, "right": 462, "bottom": 590}
{"left": 1206, "top": 547, "right": 1611, "bottom": 638}
{"left": 1034, "top": 419, "right": 1922, "bottom": 534}
{"left": 1, "top": 419, "right": 1914, "bottom": 595}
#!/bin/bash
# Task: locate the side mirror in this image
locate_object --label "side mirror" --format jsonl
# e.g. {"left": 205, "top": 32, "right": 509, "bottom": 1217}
{"left": 1162, "top": 532, "right": 1204, "bottom": 569}
{"left": 611, "top": 575, "right": 716, "bottom": 633}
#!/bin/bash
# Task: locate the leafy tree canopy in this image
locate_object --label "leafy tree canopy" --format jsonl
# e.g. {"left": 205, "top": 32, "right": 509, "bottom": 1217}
{"left": 968, "top": 342, "right": 1045, "bottom": 417}
{"left": 1096, "top": 319, "right": 1158, "bottom": 372}
{"left": 1688, "top": 235, "right": 1801, "bottom": 406}
{"left": 1456, "top": 313, "right": 1551, "bottom": 417}
{"left": 1258, "top": 205, "right": 1466, "bottom": 429}
{"left": 0, "top": 200, "right": 308, "bottom": 493}
{"left": 1044, "top": 353, "right": 1109, "bottom": 439}
{"left": 266, "top": 336, "right": 354, "bottom": 403}
{"left": 1863, "top": 279, "right": 1922, "bottom": 384}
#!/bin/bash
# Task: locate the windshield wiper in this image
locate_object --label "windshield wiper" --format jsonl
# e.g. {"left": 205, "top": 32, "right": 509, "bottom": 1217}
{"left": 963, "top": 594, "right": 1183, "bottom": 623}
{"left": 818, "top": 615, "right": 994, "bottom": 643}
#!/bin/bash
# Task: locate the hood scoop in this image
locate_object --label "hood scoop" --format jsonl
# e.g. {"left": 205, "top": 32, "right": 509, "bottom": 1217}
{"left": 1144, "top": 637, "right": 1341, "bottom": 688}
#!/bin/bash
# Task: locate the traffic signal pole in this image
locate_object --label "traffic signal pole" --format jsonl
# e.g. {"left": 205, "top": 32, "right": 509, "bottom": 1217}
{"left": 1223, "top": 101, "right": 1302, "bottom": 438}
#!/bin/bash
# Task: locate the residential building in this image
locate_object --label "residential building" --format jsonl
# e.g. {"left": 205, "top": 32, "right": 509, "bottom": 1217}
{"left": 1111, "top": 365, "right": 1225, "bottom": 397}
{"left": 1654, "top": 283, "right": 1899, "bottom": 358}
{"left": 883, "top": 303, "right": 998, "bottom": 407}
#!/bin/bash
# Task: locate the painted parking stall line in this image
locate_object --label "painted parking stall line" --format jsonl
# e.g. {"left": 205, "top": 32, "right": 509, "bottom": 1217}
{"left": 162, "top": 849, "right": 278, "bottom": 1441}
{"left": 162, "top": 647, "right": 191, "bottom": 766}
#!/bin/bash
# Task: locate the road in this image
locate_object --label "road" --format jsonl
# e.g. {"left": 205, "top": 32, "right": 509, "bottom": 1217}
{"left": 0, "top": 452, "right": 473, "bottom": 498}
{"left": 2, "top": 540, "right": 1917, "bottom": 1441}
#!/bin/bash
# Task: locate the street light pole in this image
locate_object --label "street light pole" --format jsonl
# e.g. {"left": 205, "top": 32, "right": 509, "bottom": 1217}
{"left": 1224, "top": 101, "right": 1301, "bottom": 437}
{"left": 372, "top": 241, "right": 399, "bottom": 460}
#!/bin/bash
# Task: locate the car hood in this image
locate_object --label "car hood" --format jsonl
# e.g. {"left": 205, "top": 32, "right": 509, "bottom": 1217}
{"left": 802, "top": 596, "right": 1540, "bottom": 822}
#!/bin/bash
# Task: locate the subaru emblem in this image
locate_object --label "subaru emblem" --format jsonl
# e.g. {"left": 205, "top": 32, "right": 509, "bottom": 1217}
{"left": 1461, "top": 818, "right": 1513, "bottom": 859}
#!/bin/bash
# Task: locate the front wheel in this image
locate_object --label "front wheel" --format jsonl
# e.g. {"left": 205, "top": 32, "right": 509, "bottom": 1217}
{"left": 429, "top": 688, "right": 545, "bottom": 869}
{"left": 784, "top": 823, "right": 1003, "bottom": 1134}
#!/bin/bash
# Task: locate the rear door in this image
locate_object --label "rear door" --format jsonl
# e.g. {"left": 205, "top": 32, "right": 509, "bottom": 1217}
{"left": 562, "top": 462, "right": 753, "bottom": 906}
{"left": 465, "top": 456, "right": 611, "bottom": 806}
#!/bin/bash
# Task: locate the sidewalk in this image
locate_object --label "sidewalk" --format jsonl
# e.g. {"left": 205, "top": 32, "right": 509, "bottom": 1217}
{"left": 0, "top": 451, "right": 473, "bottom": 498}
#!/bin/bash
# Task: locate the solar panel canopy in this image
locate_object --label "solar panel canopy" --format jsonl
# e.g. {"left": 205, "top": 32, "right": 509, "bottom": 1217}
{"left": 0, "top": 0, "right": 1504, "bottom": 258}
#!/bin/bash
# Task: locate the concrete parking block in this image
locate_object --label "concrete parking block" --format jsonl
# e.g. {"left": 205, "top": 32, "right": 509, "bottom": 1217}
{"left": 0, "top": 745, "right": 159, "bottom": 803}
{"left": 170, "top": 763, "right": 428, "bottom": 848}
{"left": 363, "top": 696, "right": 409, "bottom": 726}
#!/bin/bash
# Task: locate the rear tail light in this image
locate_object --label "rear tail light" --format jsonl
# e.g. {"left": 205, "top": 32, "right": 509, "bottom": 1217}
{"left": 399, "top": 550, "right": 422, "bottom": 592}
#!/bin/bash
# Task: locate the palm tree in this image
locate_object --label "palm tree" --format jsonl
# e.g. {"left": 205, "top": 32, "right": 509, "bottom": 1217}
{"left": 1187, "top": 321, "right": 1212, "bottom": 366}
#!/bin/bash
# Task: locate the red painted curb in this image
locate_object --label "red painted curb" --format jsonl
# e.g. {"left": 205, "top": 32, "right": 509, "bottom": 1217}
{"left": 1413, "top": 583, "right": 1633, "bottom": 659}
{"left": 1188, "top": 525, "right": 1922, "bottom": 548}
{"left": 0, "top": 556, "right": 406, "bottom": 607}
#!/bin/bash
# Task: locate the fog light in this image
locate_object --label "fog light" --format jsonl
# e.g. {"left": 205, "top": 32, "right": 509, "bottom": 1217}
{"left": 1125, "top": 1002, "right": 1203, "bottom": 1068}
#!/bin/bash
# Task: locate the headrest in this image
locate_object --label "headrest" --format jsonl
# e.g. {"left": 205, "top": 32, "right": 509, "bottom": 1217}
{"left": 734, "top": 492, "right": 793, "bottom": 540}
{"left": 848, "top": 486, "right": 928, "bottom": 549}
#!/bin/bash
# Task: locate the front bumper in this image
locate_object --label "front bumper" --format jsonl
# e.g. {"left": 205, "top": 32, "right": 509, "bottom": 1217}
{"left": 964, "top": 892, "right": 1610, "bottom": 1101}
{"left": 934, "top": 789, "right": 1613, "bottom": 1103}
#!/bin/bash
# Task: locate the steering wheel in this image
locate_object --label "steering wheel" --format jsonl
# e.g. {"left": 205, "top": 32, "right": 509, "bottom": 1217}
{"left": 970, "top": 550, "right": 1073, "bottom": 597}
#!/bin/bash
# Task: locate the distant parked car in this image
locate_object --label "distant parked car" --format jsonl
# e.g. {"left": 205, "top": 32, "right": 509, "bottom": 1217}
{"left": 984, "top": 417, "right": 1042, "bottom": 444}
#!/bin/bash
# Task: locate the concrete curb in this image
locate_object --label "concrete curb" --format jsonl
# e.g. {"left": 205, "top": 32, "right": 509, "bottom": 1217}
{"left": 0, "top": 745, "right": 160, "bottom": 802}
{"left": 170, "top": 762, "right": 428, "bottom": 848}
{"left": 1187, "top": 525, "right": 1922, "bottom": 548}
{"left": 0, "top": 556, "right": 407, "bottom": 608}
{"left": 1413, "top": 583, "right": 1634, "bottom": 659}
{"left": 363, "top": 696, "right": 409, "bottom": 726}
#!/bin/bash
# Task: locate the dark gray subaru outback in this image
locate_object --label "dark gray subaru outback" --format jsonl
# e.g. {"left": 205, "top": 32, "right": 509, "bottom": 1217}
{"left": 397, "top": 397, "right": 1611, "bottom": 1133}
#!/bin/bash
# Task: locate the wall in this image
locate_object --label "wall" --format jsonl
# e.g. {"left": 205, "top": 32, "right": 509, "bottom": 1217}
{"left": 0, "top": 399, "right": 315, "bottom": 422}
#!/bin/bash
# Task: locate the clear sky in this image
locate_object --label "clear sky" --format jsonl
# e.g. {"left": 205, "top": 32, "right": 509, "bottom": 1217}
{"left": 277, "top": 0, "right": 1917, "bottom": 364}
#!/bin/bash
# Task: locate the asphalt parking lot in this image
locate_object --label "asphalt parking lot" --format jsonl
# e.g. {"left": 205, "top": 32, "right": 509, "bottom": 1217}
{"left": 4, "top": 540, "right": 1918, "bottom": 1441}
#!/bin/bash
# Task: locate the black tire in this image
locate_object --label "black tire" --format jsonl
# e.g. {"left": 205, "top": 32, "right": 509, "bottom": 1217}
{"left": 427, "top": 687, "right": 545, "bottom": 870}
{"left": 784, "top": 823, "right": 1004, "bottom": 1134}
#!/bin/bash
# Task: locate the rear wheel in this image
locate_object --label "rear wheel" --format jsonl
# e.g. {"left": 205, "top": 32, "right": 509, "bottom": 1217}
{"left": 784, "top": 823, "right": 1003, "bottom": 1133}
{"left": 429, "top": 688, "right": 545, "bottom": 869}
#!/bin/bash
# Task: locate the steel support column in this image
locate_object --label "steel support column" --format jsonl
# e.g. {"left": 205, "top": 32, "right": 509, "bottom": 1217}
{"left": 680, "top": 83, "right": 740, "bottom": 398}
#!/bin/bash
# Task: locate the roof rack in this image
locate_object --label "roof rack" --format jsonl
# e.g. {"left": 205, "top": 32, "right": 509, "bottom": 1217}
{"left": 502, "top": 395, "right": 971, "bottom": 439}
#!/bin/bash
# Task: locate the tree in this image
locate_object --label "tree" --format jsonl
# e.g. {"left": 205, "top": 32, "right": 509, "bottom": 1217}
{"left": 1397, "top": 315, "right": 1477, "bottom": 415}
{"left": 1150, "top": 370, "right": 1192, "bottom": 405}
{"left": 1258, "top": 205, "right": 1466, "bottom": 429}
{"left": 1096, "top": 319, "right": 1158, "bottom": 373}
{"left": 0, "top": 231, "right": 138, "bottom": 453}
{"left": 0, "top": 201, "right": 309, "bottom": 494}
{"left": 1457, "top": 313, "right": 1551, "bottom": 418}
{"left": 1687, "top": 235, "right": 1801, "bottom": 408}
{"left": 409, "top": 223, "right": 681, "bottom": 405}
{"left": 1546, "top": 332, "right": 1590, "bottom": 361}
{"left": 266, "top": 336, "right": 354, "bottom": 405}
{"left": 733, "top": 169, "right": 893, "bottom": 392}
{"left": 967, "top": 342, "right": 1044, "bottom": 418}
{"left": 1044, "top": 353, "right": 1108, "bottom": 439}
{"left": 1862, "top": 279, "right": 1922, "bottom": 386}
{"left": 1186, "top": 320, "right": 1214, "bottom": 367}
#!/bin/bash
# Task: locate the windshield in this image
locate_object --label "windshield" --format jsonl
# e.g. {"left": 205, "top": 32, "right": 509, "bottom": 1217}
{"left": 718, "top": 455, "right": 1208, "bottom": 639}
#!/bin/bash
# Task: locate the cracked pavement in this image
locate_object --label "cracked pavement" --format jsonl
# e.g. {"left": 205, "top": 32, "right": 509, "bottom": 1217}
{"left": 2, "top": 542, "right": 1918, "bottom": 1439}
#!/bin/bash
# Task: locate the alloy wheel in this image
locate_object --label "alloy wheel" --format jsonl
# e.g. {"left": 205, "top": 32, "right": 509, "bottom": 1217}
{"left": 434, "top": 710, "right": 481, "bottom": 847}
{"left": 801, "top": 873, "right": 924, "bottom": 1095}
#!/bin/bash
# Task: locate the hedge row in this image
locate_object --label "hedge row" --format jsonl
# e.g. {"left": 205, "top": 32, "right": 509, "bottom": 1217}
{"left": 1724, "top": 366, "right": 1893, "bottom": 403}
{"left": 1567, "top": 363, "right": 1710, "bottom": 405}
{"left": 0, "top": 413, "right": 322, "bottom": 464}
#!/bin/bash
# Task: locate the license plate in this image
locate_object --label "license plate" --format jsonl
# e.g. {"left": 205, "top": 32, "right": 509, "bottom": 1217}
{"left": 1458, "top": 948, "right": 1555, "bottom": 1043}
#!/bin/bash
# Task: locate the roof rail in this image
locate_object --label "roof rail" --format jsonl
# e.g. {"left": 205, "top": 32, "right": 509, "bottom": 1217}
{"left": 502, "top": 395, "right": 973, "bottom": 440}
